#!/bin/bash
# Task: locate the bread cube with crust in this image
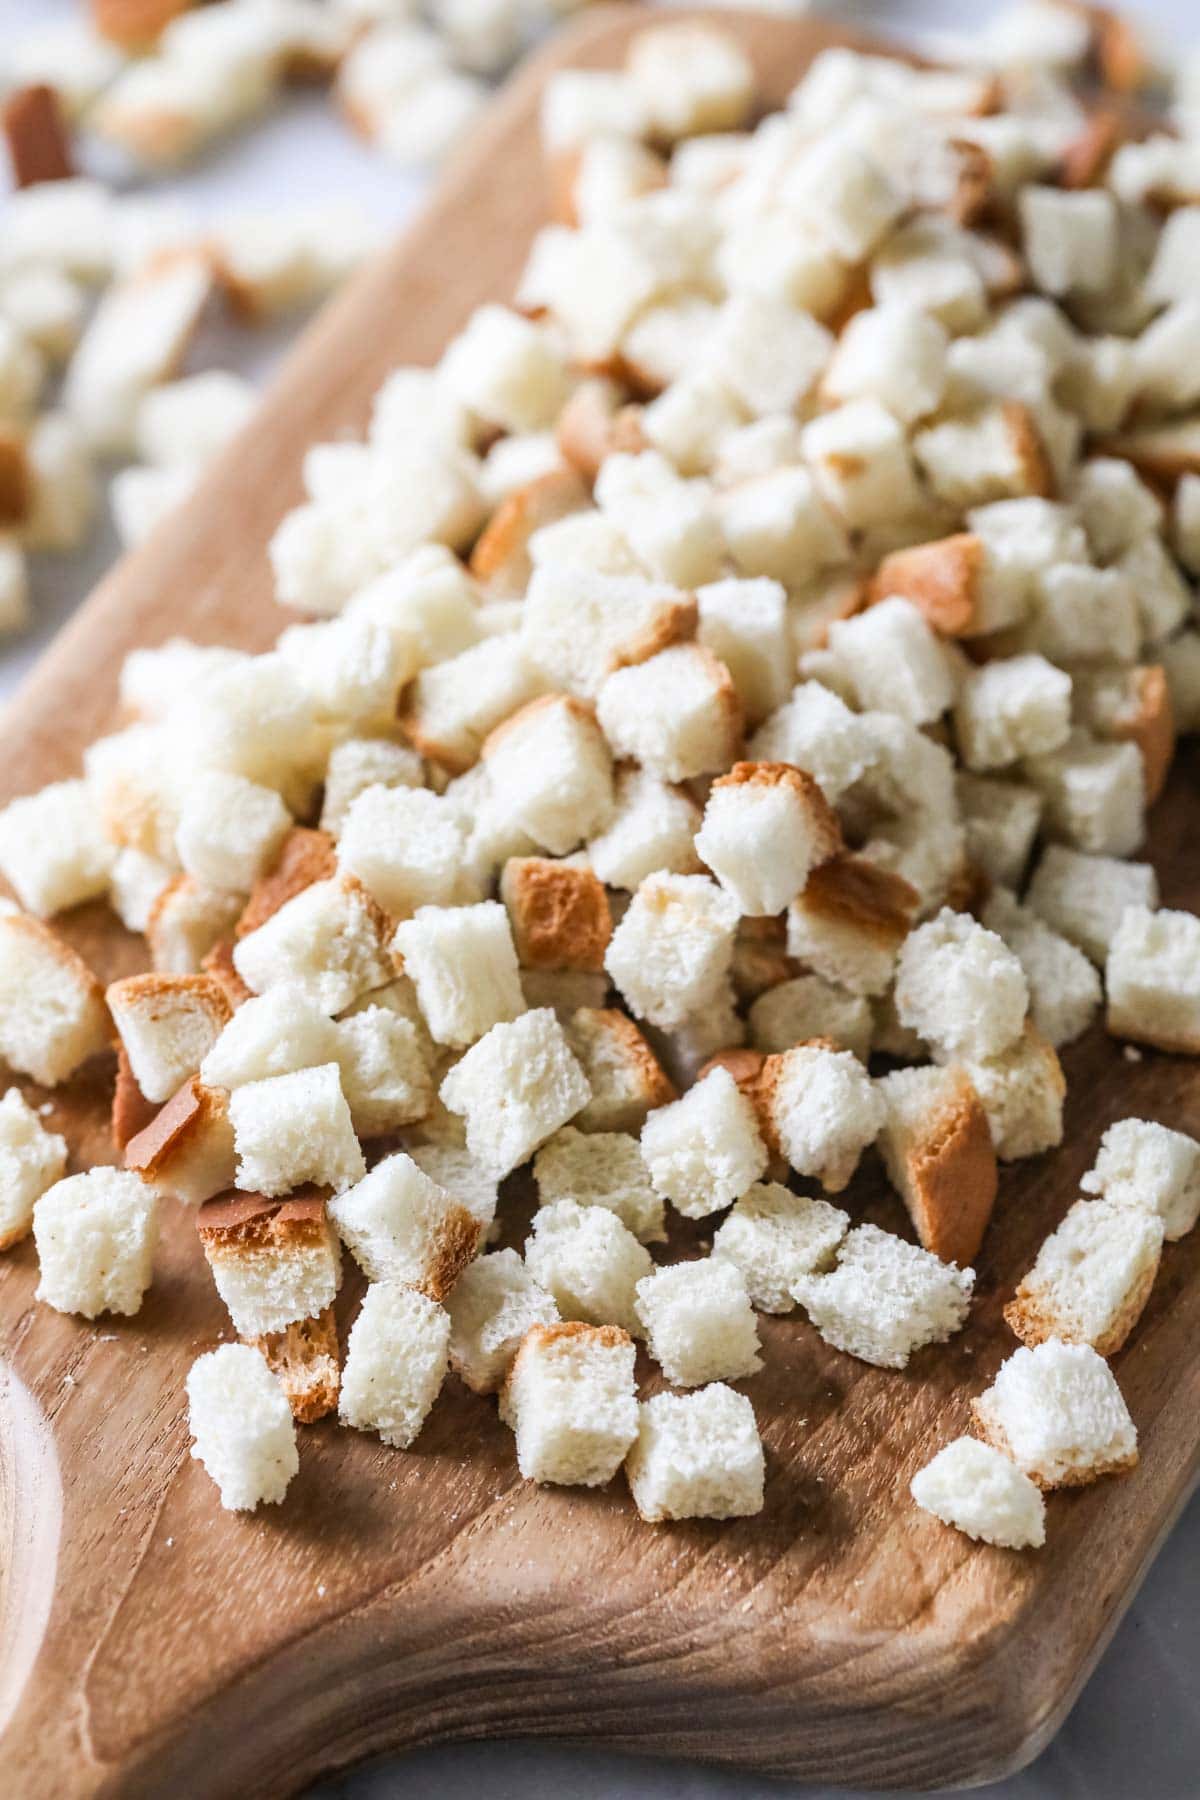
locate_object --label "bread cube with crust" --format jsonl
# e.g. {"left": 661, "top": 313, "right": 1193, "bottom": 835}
{"left": 962, "top": 1023, "right": 1065, "bottom": 1162}
{"left": 750, "top": 682, "right": 876, "bottom": 805}
{"left": 339, "top": 1281, "right": 450, "bottom": 1449}
{"left": 792, "top": 1223, "right": 973, "bottom": 1369}
{"left": 640, "top": 1066, "right": 768, "bottom": 1221}
{"left": 482, "top": 695, "right": 614, "bottom": 857}
{"left": 393, "top": 902, "right": 524, "bottom": 1049}
{"left": 586, "top": 766, "right": 702, "bottom": 892}
{"left": 695, "top": 762, "right": 842, "bottom": 919}
{"left": 1082, "top": 1119, "right": 1200, "bottom": 1241}
{"left": 598, "top": 643, "right": 742, "bottom": 784}
{"left": 787, "top": 131, "right": 902, "bottom": 261}
{"left": 500, "top": 1320, "right": 637, "bottom": 1487}
{"left": 107, "top": 972, "right": 231, "bottom": 1105}
{"left": 803, "top": 400, "right": 923, "bottom": 528}
{"left": 0, "top": 912, "right": 109, "bottom": 1085}
{"left": 1023, "top": 731, "right": 1144, "bottom": 860}
{"left": 640, "top": 371, "right": 745, "bottom": 477}
{"left": 1072, "top": 662, "right": 1176, "bottom": 806}
{"left": 895, "top": 908, "right": 1028, "bottom": 1062}
{"left": 703, "top": 293, "right": 830, "bottom": 420}
{"left": 198, "top": 1186, "right": 342, "bottom": 1337}
{"left": 563, "top": 1006, "right": 676, "bottom": 1134}
{"left": 877, "top": 1064, "right": 997, "bottom": 1267}
{"left": 593, "top": 451, "right": 723, "bottom": 589}
{"left": 337, "top": 785, "right": 472, "bottom": 916}
{"left": 786, "top": 855, "right": 918, "bottom": 998}
{"left": 721, "top": 466, "right": 849, "bottom": 584}
{"left": 319, "top": 738, "right": 423, "bottom": 837}
{"left": 758, "top": 1042, "right": 885, "bottom": 1193}
{"left": 1006, "top": 1197, "right": 1162, "bottom": 1356}
{"left": 957, "top": 773, "right": 1043, "bottom": 888}
{"left": 235, "top": 827, "right": 337, "bottom": 942}
{"left": 174, "top": 771, "right": 291, "bottom": 895}
{"left": 695, "top": 577, "right": 792, "bottom": 728}
{"left": 910, "top": 1437, "right": 1045, "bottom": 1550}
{"left": 228, "top": 1064, "right": 364, "bottom": 1199}
{"left": 823, "top": 302, "right": 948, "bottom": 424}
{"left": 250, "top": 1305, "right": 340, "bottom": 1425}
{"left": 868, "top": 533, "right": 1026, "bottom": 639}
{"left": 981, "top": 887, "right": 1101, "bottom": 1048}
{"left": 234, "top": 874, "right": 393, "bottom": 1015}
{"left": 446, "top": 1248, "right": 558, "bottom": 1394}
{"left": 333, "top": 1006, "right": 433, "bottom": 1138}
{"left": 439, "top": 1008, "right": 590, "bottom": 1177}
{"left": 626, "top": 1383, "right": 765, "bottom": 1522}
{"left": 34, "top": 1168, "right": 159, "bottom": 1319}
{"left": 500, "top": 858, "right": 611, "bottom": 973}
{"left": 0, "top": 1088, "right": 67, "bottom": 1251}
{"left": 520, "top": 563, "right": 695, "bottom": 703}
{"left": 954, "top": 655, "right": 1071, "bottom": 771}
{"left": 913, "top": 403, "right": 1052, "bottom": 510}
{"left": 626, "top": 22, "right": 754, "bottom": 139}
{"left": 712, "top": 1180, "right": 849, "bottom": 1313}
{"left": 399, "top": 637, "right": 545, "bottom": 774}
{"left": 201, "top": 985, "right": 340, "bottom": 1090}
{"left": 748, "top": 974, "right": 872, "bottom": 1062}
{"left": 533, "top": 1125, "right": 665, "bottom": 1245}
{"left": 186, "top": 1344, "right": 298, "bottom": 1512}
{"left": 972, "top": 1340, "right": 1137, "bottom": 1488}
{"left": 635, "top": 1257, "right": 761, "bottom": 1386}
{"left": 827, "top": 598, "right": 955, "bottom": 727}
{"left": 0, "top": 778, "right": 113, "bottom": 917}
{"left": 524, "top": 1198, "right": 651, "bottom": 1335}
{"left": 125, "top": 1076, "right": 236, "bottom": 1207}
{"left": 606, "top": 872, "right": 738, "bottom": 1030}
{"left": 147, "top": 877, "right": 244, "bottom": 977}
{"left": 329, "top": 1152, "right": 478, "bottom": 1298}
{"left": 440, "top": 304, "right": 568, "bottom": 433}
{"left": 1106, "top": 906, "right": 1200, "bottom": 1053}
{"left": 1027, "top": 563, "right": 1139, "bottom": 668}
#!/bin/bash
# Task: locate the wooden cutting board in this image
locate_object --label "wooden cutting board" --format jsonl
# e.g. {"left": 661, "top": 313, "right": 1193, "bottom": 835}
{"left": 2, "top": 8, "right": 1199, "bottom": 1795}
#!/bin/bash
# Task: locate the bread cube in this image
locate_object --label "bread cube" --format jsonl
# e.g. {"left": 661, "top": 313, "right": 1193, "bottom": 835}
{"left": 597, "top": 644, "right": 741, "bottom": 784}
{"left": 758, "top": 1042, "right": 884, "bottom": 1193}
{"left": 640, "top": 1067, "right": 767, "bottom": 1220}
{"left": 972, "top": 1339, "right": 1137, "bottom": 1488}
{"left": 399, "top": 637, "right": 544, "bottom": 774}
{"left": 606, "top": 872, "right": 739, "bottom": 1030}
{"left": 695, "top": 763, "right": 841, "bottom": 919}
{"left": 439, "top": 1007, "right": 590, "bottom": 1177}
{"left": 500, "top": 858, "right": 611, "bottom": 973}
{"left": 626, "top": 1384, "right": 765, "bottom": 1522}
{"left": 233, "top": 875, "right": 393, "bottom": 1016}
{"left": 1106, "top": 905, "right": 1200, "bottom": 1053}
{"left": 1020, "top": 185, "right": 1117, "bottom": 296}
{"left": 895, "top": 908, "right": 1028, "bottom": 1061}
{"left": 339, "top": 1281, "right": 450, "bottom": 1448}
{"left": 635, "top": 1257, "right": 761, "bottom": 1386}
{"left": 792, "top": 1223, "right": 973, "bottom": 1369}
{"left": 786, "top": 855, "right": 918, "bottom": 998}
{"left": 953, "top": 655, "right": 1071, "bottom": 772}
{"left": 981, "top": 888, "right": 1101, "bottom": 1049}
{"left": 1026, "top": 843, "right": 1158, "bottom": 967}
{"left": 200, "top": 985, "right": 339, "bottom": 1089}
{"left": 712, "top": 1180, "right": 848, "bottom": 1313}
{"left": 1081, "top": 1118, "right": 1200, "bottom": 1242}
{"left": 803, "top": 400, "right": 922, "bottom": 528}
{"left": 392, "top": 902, "right": 523, "bottom": 1050}
{"left": 1074, "top": 660, "right": 1176, "bottom": 805}
{"left": 440, "top": 304, "right": 568, "bottom": 433}
{"left": 521, "top": 563, "right": 695, "bottom": 704}
{"left": 446, "top": 1248, "right": 558, "bottom": 1394}
{"left": 910, "top": 1437, "right": 1045, "bottom": 1550}
{"left": 636, "top": 370, "right": 742, "bottom": 476}
{"left": 329, "top": 1152, "right": 478, "bottom": 1298}
{"left": 1006, "top": 1196, "right": 1162, "bottom": 1357}
{"left": 1028, "top": 564, "right": 1139, "bottom": 668}
{"left": 586, "top": 766, "right": 702, "bottom": 892}
{"left": 563, "top": 1006, "right": 676, "bottom": 1134}
{"left": 0, "top": 912, "right": 109, "bottom": 1086}
{"left": 626, "top": 21, "right": 753, "bottom": 138}
{"left": 198, "top": 1187, "right": 342, "bottom": 1337}
{"left": 720, "top": 466, "right": 848, "bottom": 585}
{"left": 695, "top": 577, "right": 791, "bottom": 729}
{"left": 534, "top": 1125, "right": 665, "bottom": 1244}
{"left": 747, "top": 974, "right": 872, "bottom": 1062}
{"left": 914, "top": 403, "right": 1052, "bottom": 510}
{"left": 592, "top": 450, "right": 724, "bottom": 589}
{"left": 337, "top": 785, "right": 472, "bottom": 917}
{"left": 962, "top": 1023, "right": 1065, "bottom": 1162}
{"left": 236, "top": 826, "right": 337, "bottom": 940}
{"left": 957, "top": 773, "right": 1043, "bottom": 888}
{"left": 0, "top": 1087, "right": 67, "bottom": 1251}
{"left": 482, "top": 695, "right": 613, "bottom": 856}
{"left": 500, "top": 1320, "right": 638, "bottom": 1486}
{"left": 787, "top": 132, "right": 902, "bottom": 261}
{"left": 524, "top": 1198, "right": 651, "bottom": 1335}
{"left": 34, "top": 1168, "right": 159, "bottom": 1318}
{"left": 0, "top": 778, "right": 113, "bottom": 917}
{"left": 319, "top": 738, "right": 423, "bottom": 838}
{"left": 107, "top": 973, "right": 231, "bottom": 1106}
{"left": 877, "top": 1065, "right": 997, "bottom": 1268}
{"left": 124, "top": 1077, "right": 236, "bottom": 1206}
{"left": 147, "top": 876, "right": 243, "bottom": 977}
{"left": 333, "top": 1005, "right": 432, "bottom": 1138}
{"left": 827, "top": 598, "right": 955, "bottom": 727}
{"left": 823, "top": 302, "right": 947, "bottom": 424}
{"left": 186, "top": 1344, "right": 298, "bottom": 1512}
{"left": 228, "top": 1064, "right": 364, "bottom": 1199}
{"left": 540, "top": 67, "right": 644, "bottom": 152}
{"left": 250, "top": 1306, "right": 340, "bottom": 1425}
{"left": 868, "top": 532, "right": 1026, "bottom": 640}
{"left": 173, "top": 770, "right": 291, "bottom": 895}
{"left": 749, "top": 681, "right": 876, "bottom": 805}
{"left": 1070, "top": 458, "right": 1163, "bottom": 565}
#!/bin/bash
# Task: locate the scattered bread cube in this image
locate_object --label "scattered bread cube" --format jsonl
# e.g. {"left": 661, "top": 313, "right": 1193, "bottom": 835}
{"left": 333, "top": 1005, "right": 432, "bottom": 1138}
{"left": 319, "top": 738, "right": 423, "bottom": 838}
{"left": 640, "top": 1066, "right": 768, "bottom": 1220}
{"left": 124, "top": 1076, "right": 236, "bottom": 1206}
{"left": 597, "top": 644, "right": 742, "bottom": 784}
{"left": 827, "top": 598, "right": 955, "bottom": 728}
{"left": 106, "top": 972, "right": 231, "bottom": 1105}
{"left": 712, "top": 1180, "right": 849, "bottom": 1313}
{"left": 197, "top": 1187, "right": 342, "bottom": 1337}
{"left": 757, "top": 1042, "right": 884, "bottom": 1193}
{"left": 534, "top": 1125, "right": 665, "bottom": 1244}
{"left": 329, "top": 1152, "right": 477, "bottom": 1298}
{"left": 440, "top": 304, "right": 569, "bottom": 435}
{"left": 147, "top": 876, "right": 245, "bottom": 976}
{"left": 0, "top": 778, "right": 113, "bottom": 917}
{"left": 227, "top": 1064, "right": 364, "bottom": 1198}
{"left": 1005, "top": 1197, "right": 1163, "bottom": 1357}
{"left": 339, "top": 1280, "right": 450, "bottom": 1449}
{"left": 695, "top": 762, "right": 842, "bottom": 919}
{"left": 877, "top": 1065, "right": 997, "bottom": 1267}
{"left": 953, "top": 655, "right": 1072, "bottom": 771}
{"left": 605, "top": 872, "right": 739, "bottom": 1030}
{"left": 0, "top": 1087, "right": 67, "bottom": 1251}
{"left": 803, "top": 399, "right": 922, "bottom": 528}
{"left": 563, "top": 1006, "right": 676, "bottom": 1134}
{"left": 980, "top": 887, "right": 1101, "bottom": 1049}
{"left": 747, "top": 974, "right": 872, "bottom": 1063}
{"left": 792, "top": 1223, "right": 973, "bottom": 1369}
{"left": 393, "top": 901, "right": 524, "bottom": 1049}
{"left": 586, "top": 766, "right": 702, "bottom": 893}
{"left": 625, "top": 1383, "right": 765, "bottom": 1522}
{"left": 233, "top": 875, "right": 393, "bottom": 1015}
{"left": 500, "top": 1319, "right": 638, "bottom": 1487}
{"left": 186, "top": 1343, "right": 298, "bottom": 1512}
{"left": 1022, "top": 731, "right": 1144, "bottom": 861}
{"left": 500, "top": 857, "right": 611, "bottom": 973}
{"left": 895, "top": 907, "right": 1028, "bottom": 1062}
{"left": 337, "top": 786, "right": 472, "bottom": 917}
{"left": 635, "top": 1257, "right": 761, "bottom": 1387}
{"left": 1106, "top": 905, "right": 1200, "bottom": 1054}
{"left": 482, "top": 694, "right": 614, "bottom": 855}
{"left": 962, "top": 1023, "right": 1066, "bottom": 1163}
{"left": 1082, "top": 1119, "right": 1200, "bottom": 1242}
{"left": 972, "top": 1339, "right": 1137, "bottom": 1488}
{"left": 786, "top": 855, "right": 918, "bottom": 998}
{"left": 520, "top": 563, "right": 695, "bottom": 703}
{"left": 1025, "top": 843, "right": 1158, "bottom": 966}
{"left": 910, "top": 1437, "right": 1045, "bottom": 1550}
{"left": 626, "top": 22, "right": 753, "bottom": 139}
{"left": 439, "top": 1007, "right": 590, "bottom": 1177}
{"left": 524, "top": 1197, "right": 652, "bottom": 1335}
{"left": 33, "top": 1168, "right": 159, "bottom": 1318}
{"left": 250, "top": 1306, "right": 340, "bottom": 1425}
{"left": 446, "top": 1248, "right": 559, "bottom": 1395}
{"left": 0, "top": 911, "right": 110, "bottom": 1085}
{"left": 956, "top": 773, "right": 1043, "bottom": 889}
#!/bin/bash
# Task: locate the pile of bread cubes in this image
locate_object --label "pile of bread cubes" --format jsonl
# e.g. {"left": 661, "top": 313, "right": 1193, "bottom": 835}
{"left": 4, "top": 2, "right": 1200, "bottom": 1551}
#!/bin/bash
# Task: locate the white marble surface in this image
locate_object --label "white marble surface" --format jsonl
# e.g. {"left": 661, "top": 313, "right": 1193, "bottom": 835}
{"left": 2, "top": 2, "right": 1197, "bottom": 1795}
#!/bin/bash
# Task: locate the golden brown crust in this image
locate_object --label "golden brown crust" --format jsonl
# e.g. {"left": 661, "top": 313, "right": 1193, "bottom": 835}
{"left": 556, "top": 380, "right": 646, "bottom": 482}
{"left": 200, "top": 938, "right": 253, "bottom": 1009}
{"left": 111, "top": 1042, "right": 158, "bottom": 1154}
{"left": 1115, "top": 664, "right": 1175, "bottom": 807}
{"left": 753, "top": 1037, "right": 840, "bottom": 1156}
{"left": 236, "top": 827, "right": 337, "bottom": 939}
{"left": 1096, "top": 421, "right": 1200, "bottom": 488}
{"left": 197, "top": 1184, "right": 331, "bottom": 1254}
{"left": 868, "top": 534, "right": 986, "bottom": 638}
{"left": 481, "top": 691, "right": 598, "bottom": 761}
{"left": 793, "top": 854, "right": 919, "bottom": 949}
{"left": 0, "top": 430, "right": 32, "bottom": 529}
{"left": 569, "top": 1005, "right": 676, "bottom": 1106}
{"left": 1003, "top": 401, "right": 1055, "bottom": 500}
{"left": 124, "top": 1073, "right": 231, "bottom": 1181}
{"left": 250, "top": 1306, "right": 340, "bottom": 1423}
{"left": 501, "top": 856, "right": 612, "bottom": 972}
{"left": 901, "top": 1069, "right": 998, "bottom": 1269}
{"left": 1004, "top": 1247, "right": 1158, "bottom": 1358}
{"left": 106, "top": 969, "right": 233, "bottom": 1032}
{"left": 710, "top": 761, "right": 843, "bottom": 862}
{"left": 91, "top": 0, "right": 191, "bottom": 49}
{"left": 969, "top": 1399, "right": 1139, "bottom": 1489}
{"left": 468, "top": 469, "right": 588, "bottom": 598}
{"left": 691, "top": 644, "right": 744, "bottom": 761}
{"left": 1058, "top": 106, "right": 1123, "bottom": 190}
{"left": 944, "top": 137, "right": 994, "bottom": 226}
{"left": 2, "top": 83, "right": 74, "bottom": 187}
{"left": 421, "top": 1203, "right": 482, "bottom": 1304}
{"left": 697, "top": 1047, "right": 767, "bottom": 1102}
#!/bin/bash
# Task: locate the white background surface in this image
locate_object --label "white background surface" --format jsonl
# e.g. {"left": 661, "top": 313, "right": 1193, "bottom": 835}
{"left": 2, "top": 2, "right": 1197, "bottom": 1796}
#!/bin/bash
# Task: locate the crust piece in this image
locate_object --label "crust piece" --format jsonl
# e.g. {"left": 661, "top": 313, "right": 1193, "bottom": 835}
{"left": 501, "top": 855, "right": 613, "bottom": 971}
{"left": 236, "top": 827, "right": 338, "bottom": 939}
{"left": 250, "top": 1305, "right": 341, "bottom": 1423}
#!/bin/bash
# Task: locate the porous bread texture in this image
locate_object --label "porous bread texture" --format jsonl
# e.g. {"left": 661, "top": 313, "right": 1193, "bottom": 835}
{"left": 329, "top": 1152, "right": 479, "bottom": 1298}
{"left": 981, "top": 887, "right": 1101, "bottom": 1050}
{"left": 148, "top": 876, "right": 244, "bottom": 975}
{"left": 956, "top": 773, "right": 1043, "bottom": 889}
{"left": 0, "top": 912, "right": 110, "bottom": 1085}
{"left": 199, "top": 984, "right": 338, "bottom": 1088}
{"left": 393, "top": 901, "right": 524, "bottom": 1048}
{"left": 749, "top": 682, "right": 875, "bottom": 806}
{"left": 237, "top": 826, "right": 337, "bottom": 939}
{"left": 748, "top": 974, "right": 873, "bottom": 1062}
{"left": 1081, "top": 1118, "right": 1200, "bottom": 1241}
{"left": 634, "top": 1256, "right": 761, "bottom": 1387}
{"left": 446, "top": 1248, "right": 559, "bottom": 1395}
{"left": 694, "top": 761, "right": 842, "bottom": 918}
{"left": 0, "top": 1087, "right": 67, "bottom": 1250}
{"left": 198, "top": 1189, "right": 343, "bottom": 1337}
{"left": 962, "top": 1024, "right": 1066, "bottom": 1163}
{"left": 1005, "top": 1197, "right": 1163, "bottom": 1356}
{"left": 533, "top": 1124, "right": 665, "bottom": 1244}
{"left": 524, "top": 1197, "right": 652, "bottom": 1335}
{"left": 563, "top": 1006, "right": 676, "bottom": 1134}
{"left": 972, "top": 1339, "right": 1138, "bottom": 1489}
{"left": 757, "top": 1042, "right": 885, "bottom": 1194}
{"left": 251, "top": 1306, "right": 341, "bottom": 1424}
{"left": 605, "top": 871, "right": 739, "bottom": 1030}
{"left": 124, "top": 1076, "right": 236, "bottom": 1206}
{"left": 399, "top": 637, "right": 546, "bottom": 773}
{"left": 1022, "top": 731, "right": 1144, "bottom": 862}
{"left": 826, "top": 597, "right": 955, "bottom": 727}
{"left": 500, "top": 1320, "right": 638, "bottom": 1487}
{"left": 0, "top": 778, "right": 113, "bottom": 916}
{"left": 337, "top": 785, "right": 472, "bottom": 915}
{"left": 407, "top": 1143, "right": 500, "bottom": 1245}
{"left": 339, "top": 1281, "right": 450, "bottom": 1449}
{"left": 953, "top": 654, "right": 1072, "bottom": 771}
{"left": 520, "top": 563, "right": 696, "bottom": 700}
{"left": 792, "top": 1223, "right": 974, "bottom": 1370}
{"left": 910, "top": 1437, "right": 1045, "bottom": 1550}
{"left": 596, "top": 643, "right": 742, "bottom": 782}
{"left": 1025, "top": 843, "right": 1158, "bottom": 966}
{"left": 500, "top": 856, "right": 612, "bottom": 972}
{"left": 175, "top": 771, "right": 291, "bottom": 893}
{"left": 712, "top": 1180, "right": 849, "bottom": 1313}
{"left": 106, "top": 972, "right": 231, "bottom": 1104}
{"left": 319, "top": 737, "right": 423, "bottom": 836}
{"left": 786, "top": 855, "right": 918, "bottom": 998}
{"left": 586, "top": 764, "right": 703, "bottom": 892}
{"left": 1106, "top": 906, "right": 1200, "bottom": 1054}
{"left": 639, "top": 1066, "right": 768, "bottom": 1219}
{"left": 332, "top": 1004, "right": 432, "bottom": 1137}
{"left": 438, "top": 1007, "right": 591, "bottom": 1177}
{"left": 895, "top": 907, "right": 1028, "bottom": 1061}
{"left": 233, "top": 874, "right": 393, "bottom": 1015}
{"left": 33, "top": 1168, "right": 159, "bottom": 1318}
{"left": 876, "top": 1064, "right": 998, "bottom": 1268}
{"left": 227, "top": 1063, "right": 365, "bottom": 1198}
{"left": 625, "top": 1384, "right": 765, "bottom": 1522}
{"left": 482, "top": 694, "right": 614, "bottom": 855}
{"left": 186, "top": 1343, "right": 298, "bottom": 1512}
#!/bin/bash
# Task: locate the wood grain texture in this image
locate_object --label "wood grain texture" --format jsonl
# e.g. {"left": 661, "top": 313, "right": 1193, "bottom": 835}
{"left": 1, "top": 8, "right": 1199, "bottom": 1795}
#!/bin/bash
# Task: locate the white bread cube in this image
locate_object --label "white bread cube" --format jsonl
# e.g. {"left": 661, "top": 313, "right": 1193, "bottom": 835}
{"left": 534, "top": 1126, "right": 665, "bottom": 1244}
{"left": 721, "top": 466, "right": 849, "bottom": 584}
{"left": 640, "top": 1067, "right": 767, "bottom": 1221}
{"left": 962, "top": 1024, "right": 1065, "bottom": 1162}
{"left": 0, "top": 779, "right": 113, "bottom": 917}
{"left": 954, "top": 655, "right": 1071, "bottom": 771}
{"left": 1070, "top": 459, "right": 1163, "bottom": 564}
{"left": 749, "top": 682, "right": 875, "bottom": 805}
{"left": 440, "top": 304, "right": 568, "bottom": 434}
{"left": 593, "top": 451, "right": 723, "bottom": 591}
{"left": 521, "top": 563, "right": 694, "bottom": 705}
{"left": 500, "top": 1320, "right": 637, "bottom": 1487}
{"left": 1019, "top": 185, "right": 1117, "bottom": 297}
{"left": 803, "top": 400, "right": 922, "bottom": 528}
{"left": 234, "top": 874, "right": 392, "bottom": 1016}
{"left": 827, "top": 599, "right": 955, "bottom": 728}
{"left": 868, "top": 531, "right": 1027, "bottom": 640}
{"left": 1132, "top": 300, "right": 1200, "bottom": 412}
{"left": 981, "top": 889, "right": 1101, "bottom": 1049}
{"left": 1006, "top": 1197, "right": 1163, "bottom": 1356}
{"left": 910, "top": 1437, "right": 1045, "bottom": 1550}
{"left": 1117, "top": 535, "right": 1191, "bottom": 649}
{"left": 501, "top": 857, "right": 611, "bottom": 976}
{"left": 606, "top": 872, "right": 738, "bottom": 1030}
{"left": 748, "top": 975, "right": 872, "bottom": 1062}
{"left": 346, "top": 544, "right": 480, "bottom": 662}
{"left": 563, "top": 1006, "right": 676, "bottom": 1135}
{"left": 400, "top": 637, "right": 545, "bottom": 773}
{"left": 228, "top": 1064, "right": 364, "bottom": 1198}
{"left": 334, "top": 1006, "right": 432, "bottom": 1138}
{"left": 439, "top": 1008, "right": 590, "bottom": 1177}
{"left": 695, "top": 578, "right": 791, "bottom": 729}
{"left": 647, "top": 982, "right": 745, "bottom": 1092}
{"left": 957, "top": 774, "right": 1043, "bottom": 888}
{"left": 339, "top": 1281, "right": 450, "bottom": 1448}
{"left": 786, "top": 132, "right": 902, "bottom": 261}
{"left": 540, "top": 68, "right": 645, "bottom": 154}
{"left": 0, "top": 913, "right": 110, "bottom": 1086}
{"left": 319, "top": 738, "right": 423, "bottom": 837}
{"left": 1026, "top": 843, "right": 1158, "bottom": 966}
{"left": 641, "top": 371, "right": 745, "bottom": 478}
{"left": 913, "top": 404, "right": 1051, "bottom": 511}
{"left": 972, "top": 1339, "right": 1137, "bottom": 1488}
{"left": 702, "top": 294, "right": 831, "bottom": 419}
{"left": 33, "top": 1169, "right": 158, "bottom": 1319}
{"left": 0, "top": 1088, "right": 67, "bottom": 1251}
{"left": 175, "top": 771, "right": 292, "bottom": 893}
{"left": 626, "top": 22, "right": 753, "bottom": 139}
{"left": 635, "top": 1257, "right": 761, "bottom": 1387}
{"left": 107, "top": 972, "right": 231, "bottom": 1105}
{"left": 823, "top": 302, "right": 947, "bottom": 424}
{"left": 626, "top": 1384, "right": 765, "bottom": 1523}
{"left": 482, "top": 695, "right": 613, "bottom": 856}
{"left": 757, "top": 1042, "right": 884, "bottom": 1193}
{"left": 393, "top": 902, "right": 523, "bottom": 1049}
{"left": 1106, "top": 905, "right": 1200, "bottom": 1054}
{"left": 329, "top": 1152, "right": 477, "bottom": 1297}
{"left": 1028, "top": 564, "right": 1139, "bottom": 668}
{"left": 186, "top": 1344, "right": 298, "bottom": 1512}
{"left": 793, "top": 1223, "right": 973, "bottom": 1369}
{"left": 524, "top": 1198, "right": 651, "bottom": 1336}
{"left": 337, "top": 785, "right": 472, "bottom": 916}
{"left": 786, "top": 855, "right": 918, "bottom": 999}
{"left": 446, "top": 1248, "right": 558, "bottom": 1394}
{"left": 586, "top": 766, "right": 702, "bottom": 892}
{"left": 695, "top": 762, "right": 842, "bottom": 919}
{"left": 895, "top": 908, "right": 1028, "bottom": 1062}
{"left": 198, "top": 1188, "right": 343, "bottom": 1337}
{"left": 712, "top": 1180, "right": 849, "bottom": 1314}
{"left": 200, "top": 985, "right": 338, "bottom": 1089}
{"left": 135, "top": 369, "right": 256, "bottom": 468}
{"left": 876, "top": 1064, "right": 998, "bottom": 1269}
{"left": 1082, "top": 1119, "right": 1200, "bottom": 1241}
{"left": 147, "top": 877, "right": 243, "bottom": 977}
{"left": 20, "top": 411, "right": 97, "bottom": 554}
{"left": 406, "top": 1142, "right": 498, "bottom": 1243}
{"left": 277, "top": 616, "right": 413, "bottom": 735}
{"left": 1023, "top": 732, "right": 1144, "bottom": 859}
